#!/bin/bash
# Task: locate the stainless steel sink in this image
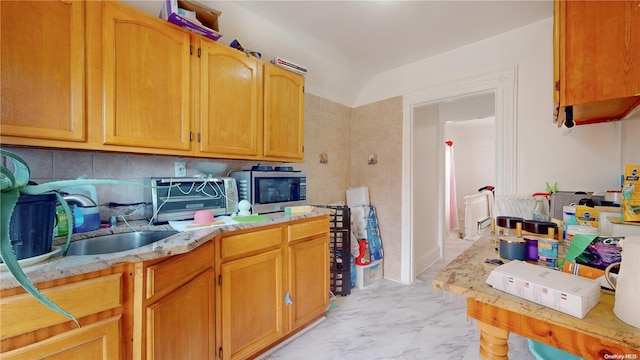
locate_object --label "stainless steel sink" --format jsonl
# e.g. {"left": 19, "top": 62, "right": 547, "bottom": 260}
{"left": 64, "top": 231, "right": 179, "bottom": 255}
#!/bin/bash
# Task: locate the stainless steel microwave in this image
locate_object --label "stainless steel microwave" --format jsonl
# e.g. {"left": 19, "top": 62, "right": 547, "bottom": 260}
{"left": 229, "top": 170, "right": 307, "bottom": 213}
{"left": 145, "top": 176, "right": 238, "bottom": 224}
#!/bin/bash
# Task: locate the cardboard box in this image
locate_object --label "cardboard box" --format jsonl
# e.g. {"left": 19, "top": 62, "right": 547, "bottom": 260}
{"left": 486, "top": 260, "right": 600, "bottom": 319}
{"left": 161, "top": 0, "right": 222, "bottom": 41}
{"left": 575, "top": 205, "right": 599, "bottom": 228}
{"left": 622, "top": 164, "right": 640, "bottom": 222}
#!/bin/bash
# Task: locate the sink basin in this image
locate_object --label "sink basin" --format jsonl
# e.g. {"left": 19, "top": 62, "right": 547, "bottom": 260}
{"left": 64, "top": 231, "right": 179, "bottom": 255}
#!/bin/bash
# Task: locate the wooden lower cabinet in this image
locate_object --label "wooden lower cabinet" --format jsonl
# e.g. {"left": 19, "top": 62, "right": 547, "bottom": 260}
{"left": 134, "top": 241, "right": 215, "bottom": 360}
{"left": 0, "top": 216, "right": 329, "bottom": 360}
{"left": 0, "top": 267, "right": 129, "bottom": 359}
{"left": 146, "top": 269, "right": 215, "bottom": 359}
{"left": 1, "top": 316, "right": 121, "bottom": 360}
{"left": 287, "top": 236, "right": 330, "bottom": 331}
{"left": 216, "top": 216, "right": 330, "bottom": 359}
{"left": 219, "top": 247, "right": 284, "bottom": 360}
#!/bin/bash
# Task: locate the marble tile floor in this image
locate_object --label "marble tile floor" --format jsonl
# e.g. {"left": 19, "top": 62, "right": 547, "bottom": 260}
{"left": 261, "top": 237, "right": 537, "bottom": 360}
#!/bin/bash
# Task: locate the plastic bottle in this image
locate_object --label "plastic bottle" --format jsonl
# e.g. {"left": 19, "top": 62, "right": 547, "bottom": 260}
{"left": 54, "top": 205, "right": 69, "bottom": 237}
{"left": 532, "top": 198, "right": 549, "bottom": 221}
{"left": 564, "top": 213, "right": 579, "bottom": 242}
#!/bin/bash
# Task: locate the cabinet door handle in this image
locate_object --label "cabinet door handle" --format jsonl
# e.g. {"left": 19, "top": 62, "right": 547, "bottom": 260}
{"left": 285, "top": 292, "right": 293, "bottom": 305}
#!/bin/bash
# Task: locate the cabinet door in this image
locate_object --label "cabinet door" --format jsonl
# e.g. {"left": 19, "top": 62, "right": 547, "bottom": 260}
{"left": 561, "top": 1, "right": 639, "bottom": 105}
{"left": 288, "top": 236, "right": 329, "bottom": 332}
{"left": 0, "top": 316, "right": 121, "bottom": 360}
{"left": 263, "top": 64, "right": 305, "bottom": 161}
{"left": 220, "top": 249, "right": 283, "bottom": 360}
{"left": 0, "top": 0, "right": 85, "bottom": 142}
{"left": 554, "top": 0, "right": 640, "bottom": 124}
{"left": 146, "top": 269, "right": 215, "bottom": 360}
{"left": 101, "top": 1, "right": 192, "bottom": 151}
{"left": 197, "top": 41, "right": 261, "bottom": 158}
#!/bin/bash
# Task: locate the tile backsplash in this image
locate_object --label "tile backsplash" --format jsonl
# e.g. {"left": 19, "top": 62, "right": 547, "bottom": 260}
{"left": 3, "top": 147, "right": 250, "bottom": 205}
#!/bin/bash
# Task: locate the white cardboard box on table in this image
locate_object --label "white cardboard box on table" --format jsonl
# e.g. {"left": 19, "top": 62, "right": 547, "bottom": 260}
{"left": 486, "top": 260, "right": 600, "bottom": 319}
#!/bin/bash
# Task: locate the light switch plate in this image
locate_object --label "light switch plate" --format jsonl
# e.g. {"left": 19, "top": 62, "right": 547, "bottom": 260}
{"left": 174, "top": 161, "right": 186, "bottom": 177}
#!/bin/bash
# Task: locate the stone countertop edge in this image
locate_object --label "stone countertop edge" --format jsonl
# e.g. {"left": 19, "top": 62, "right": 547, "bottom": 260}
{"left": 0, "top": 209, "right": 333, "bottom": 290}
{"left": 432, "top": 235, "right": 640, "bottom": 350}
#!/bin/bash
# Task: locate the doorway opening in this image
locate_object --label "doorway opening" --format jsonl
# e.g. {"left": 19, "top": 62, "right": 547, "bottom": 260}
{"left": 400, "top": 67, "right": 518, "bottom": 284}
{"left": 442, "top": 94, "right": 496, "bottom": 240}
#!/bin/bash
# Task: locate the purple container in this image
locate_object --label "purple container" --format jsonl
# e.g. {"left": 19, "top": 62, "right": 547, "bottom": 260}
{"left": 524, "top": 236, "right": 539, "bottom": 261}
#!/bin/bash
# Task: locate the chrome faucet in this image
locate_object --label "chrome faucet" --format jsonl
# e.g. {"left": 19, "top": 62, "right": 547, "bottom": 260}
{"left": 62, "top": 193, "right": 97, "bottom": 208}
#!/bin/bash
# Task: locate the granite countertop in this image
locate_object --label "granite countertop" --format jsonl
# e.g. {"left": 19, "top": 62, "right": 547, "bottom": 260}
{"left": 0, "top": 209, "right": 333, "bottom": 290}
{"left": 432, "top": 234, "right": 640, "bottom": 350}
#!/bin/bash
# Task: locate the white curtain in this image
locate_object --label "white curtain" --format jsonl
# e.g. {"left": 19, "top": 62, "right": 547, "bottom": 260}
{"left": 445, "top": 140, "right": 459, "bottom": 230}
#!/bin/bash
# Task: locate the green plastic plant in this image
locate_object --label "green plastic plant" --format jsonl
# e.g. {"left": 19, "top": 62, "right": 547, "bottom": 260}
{"left": 1, "top": 148, "right": 148, "bottom": 326}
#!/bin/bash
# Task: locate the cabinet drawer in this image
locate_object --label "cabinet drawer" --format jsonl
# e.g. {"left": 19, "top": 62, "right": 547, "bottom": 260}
{"left": 146, "top": 241, "right": 214, "bottom": 300}
{"left": 221, "top": 227, "right": 282, "bottom": 259}
{"left": 288, "top": 217, "right": 329, "bottom": 243}
{"left": 0, "top": 274, "right": 122, "bottom": 339}
{"left": 1, "top": 316, "right": 121, "bottom": 360}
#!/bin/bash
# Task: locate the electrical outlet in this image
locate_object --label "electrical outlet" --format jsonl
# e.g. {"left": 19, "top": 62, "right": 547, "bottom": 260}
{"left": 175, "top": 161, "right": 186, "bottom": 177}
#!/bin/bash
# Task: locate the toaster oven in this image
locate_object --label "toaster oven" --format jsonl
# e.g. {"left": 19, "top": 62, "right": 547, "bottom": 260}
{"left": 145, "top": 176, "right": 238, "bottom": 224}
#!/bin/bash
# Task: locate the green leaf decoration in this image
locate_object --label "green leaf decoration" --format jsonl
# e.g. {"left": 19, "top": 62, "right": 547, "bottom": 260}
{"left": 0, "top": 149, "right": 79, "bottom": 326}
{"left": 1, "top": 148, "right": 178, "bottom": 327}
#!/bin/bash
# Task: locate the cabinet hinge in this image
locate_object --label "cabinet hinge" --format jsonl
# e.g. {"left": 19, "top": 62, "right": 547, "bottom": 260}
{"left": 198, "top": 48, "right": 202, "bottom": 57}
{"left": 302, "top": 146, "right": 304, "bottom": 153}
{"left": 218, "top": 274, "right": 222, "bottom": 286}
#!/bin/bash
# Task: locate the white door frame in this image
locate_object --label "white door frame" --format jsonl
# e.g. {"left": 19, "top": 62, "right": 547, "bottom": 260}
{"left": 400, "top": 67, "right": 518, "bottom": 284}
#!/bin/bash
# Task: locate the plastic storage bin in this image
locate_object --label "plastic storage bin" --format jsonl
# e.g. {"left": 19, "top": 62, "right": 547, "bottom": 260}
{"left": 527, "top": 339, "right": 584, "bottom": 360}
{"left": 355, "top": 259, "right": 383, "bottom": 289}
{"left": 8, "top": 193, "right": 57, "bottom": 260}
{"left": 318, "top": 205, "right": 351, "bottom": 296}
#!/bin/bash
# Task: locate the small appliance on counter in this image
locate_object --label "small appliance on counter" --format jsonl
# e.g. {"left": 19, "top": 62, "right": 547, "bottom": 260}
{"left": 61, "top": 184, "right": 101, "bottom": 233}
{"left": 63, "top": 193, "right": 100, "bottom": 233}
{"left": 605, "top": 236, "right": 640, "bottom": 329}
{"left": 229, "top": 166, "right": 307, "bottom": 214}
{"left": 145, "top": 176, "right": 238, "bottom": 224}
{"left": 550, "top": 191, "right": 605, "bottom": 220}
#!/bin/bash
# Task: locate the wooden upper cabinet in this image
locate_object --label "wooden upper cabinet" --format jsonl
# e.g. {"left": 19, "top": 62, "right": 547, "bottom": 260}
{"left": 554, "top": 0, "right": 640, "bottom": 125}
{"left": 0, "top": 0, "right": 86, "bottom": 142}
{"left": 196, "top": 40, "right": 261, "bottom": 158}
{"left": 101, "top": 1, "right": 192, "bottom": 151}
{"left": 263, "top": 64, "right": 305, "bottom": 161}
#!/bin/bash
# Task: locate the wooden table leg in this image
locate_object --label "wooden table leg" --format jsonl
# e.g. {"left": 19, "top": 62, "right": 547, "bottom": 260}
{"left": 478, "top": 320, "right": 510, "bottom": 360}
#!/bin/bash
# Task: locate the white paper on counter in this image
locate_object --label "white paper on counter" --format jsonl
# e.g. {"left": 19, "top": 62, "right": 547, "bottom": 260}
{"left": 169, "top": 216, "right": 238, "bottom": 232}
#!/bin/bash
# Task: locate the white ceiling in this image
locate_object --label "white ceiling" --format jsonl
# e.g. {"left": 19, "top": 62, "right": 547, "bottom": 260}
{"left": 123, "top": 0, "right": 554, "bottom": 106}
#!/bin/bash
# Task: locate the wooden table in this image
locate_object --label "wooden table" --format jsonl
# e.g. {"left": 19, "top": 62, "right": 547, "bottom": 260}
{"left": 432, "top": 235, "right": 640, "bottom": 360}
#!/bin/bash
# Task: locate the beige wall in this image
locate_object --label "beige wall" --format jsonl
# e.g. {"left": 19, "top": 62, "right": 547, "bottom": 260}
{"left": 350, "top": 97, "right": 403, "bottom": 280}
{"left": 295, "top": 94, "right": 352, "bottom": 205}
